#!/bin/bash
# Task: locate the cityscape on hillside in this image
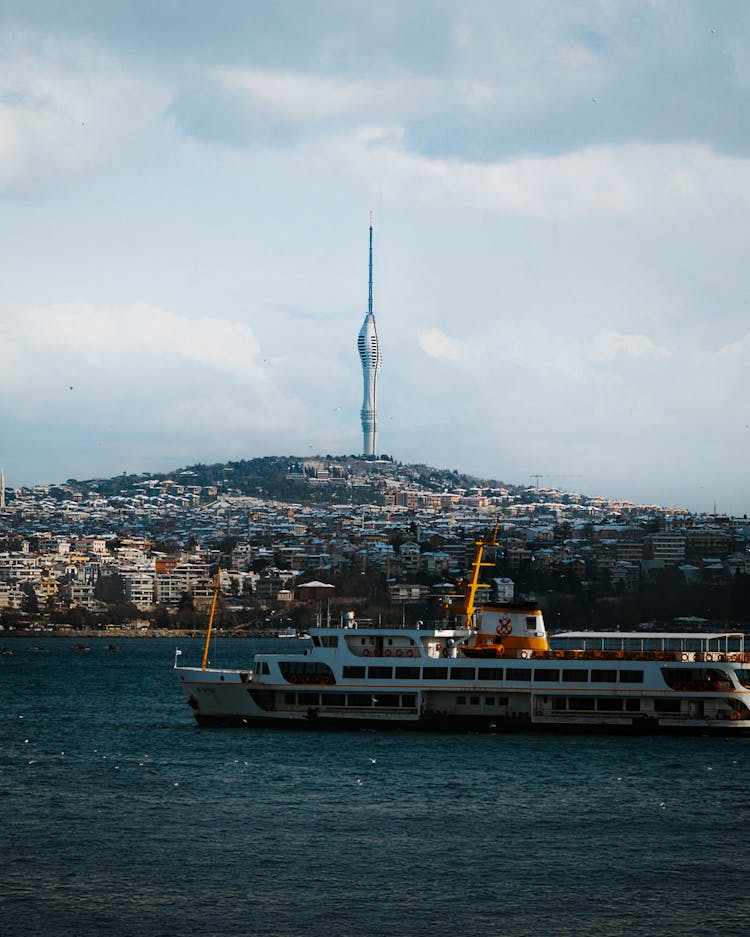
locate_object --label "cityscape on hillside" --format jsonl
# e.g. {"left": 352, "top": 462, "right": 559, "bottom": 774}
{"left": 0, "top": 454, "right": 748, "bottom": 637}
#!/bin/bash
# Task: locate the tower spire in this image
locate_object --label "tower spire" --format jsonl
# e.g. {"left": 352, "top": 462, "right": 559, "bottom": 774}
{"left": 368, "top": 211, "right": 373, "bottom": 317}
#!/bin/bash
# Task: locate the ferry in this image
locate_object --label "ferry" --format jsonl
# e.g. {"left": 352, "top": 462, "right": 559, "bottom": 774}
{"left": 175, "top": 535, "right": 750, "bottom": 734}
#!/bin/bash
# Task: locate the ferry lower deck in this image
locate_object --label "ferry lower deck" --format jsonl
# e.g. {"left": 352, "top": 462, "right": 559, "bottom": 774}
{"left": 178, "top": 653, "right": 750, "bottom": 734}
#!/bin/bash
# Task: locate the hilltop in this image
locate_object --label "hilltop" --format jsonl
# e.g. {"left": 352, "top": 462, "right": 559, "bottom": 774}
{"left": 55, "top": 455, "right": 528, "bottom": 506}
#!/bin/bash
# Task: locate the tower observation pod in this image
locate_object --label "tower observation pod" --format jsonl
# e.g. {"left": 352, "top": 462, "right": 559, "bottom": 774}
{"left": 357, "top": 219, "right": 381, "bottom": 457}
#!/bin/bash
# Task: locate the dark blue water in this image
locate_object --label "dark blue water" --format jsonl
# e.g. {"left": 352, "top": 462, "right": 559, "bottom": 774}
{"left": 2, "top": 637, "right": 749, "bottom": 937}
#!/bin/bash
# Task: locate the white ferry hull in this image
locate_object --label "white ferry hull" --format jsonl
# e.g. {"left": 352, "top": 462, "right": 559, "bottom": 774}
{"left": 176, "top": 661, "right": 750, "bottom": 735}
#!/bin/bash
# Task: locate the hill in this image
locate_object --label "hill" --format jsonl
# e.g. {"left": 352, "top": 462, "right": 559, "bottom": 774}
{"left": 64, "top": 455, "right": 523, "bottom": 505}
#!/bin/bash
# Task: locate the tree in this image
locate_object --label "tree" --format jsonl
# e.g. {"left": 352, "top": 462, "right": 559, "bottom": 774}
{"left": 94, "top": 572, "right": 127, "bottom": 605}
{"left": 20, "top": 581, "right": 39, "bottom": 614}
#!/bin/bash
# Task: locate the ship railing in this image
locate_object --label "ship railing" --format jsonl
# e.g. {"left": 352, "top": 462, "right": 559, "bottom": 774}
{"left": 540, "top": 649, "right": 750, "bottom": 664}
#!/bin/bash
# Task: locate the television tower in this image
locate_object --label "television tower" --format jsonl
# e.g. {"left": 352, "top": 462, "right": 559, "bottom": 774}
{"left": 357, "top": 216, "right": 381, "bottom": 456}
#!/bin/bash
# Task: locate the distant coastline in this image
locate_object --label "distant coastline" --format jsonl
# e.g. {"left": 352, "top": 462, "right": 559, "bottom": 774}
{"left": 1, "top": 627, "right": 284, "bottom": 640}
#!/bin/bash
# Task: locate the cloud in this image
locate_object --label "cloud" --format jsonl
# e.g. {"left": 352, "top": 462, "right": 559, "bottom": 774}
{"left": 0, "top": 31, "right": 169, "bottom": 193}
{"left": 0, "top": 303, "right": 313, "bottom": 445}
{"left": 3, "top": 302, "right": 267, "bottom": 384}
{"left": 418, "top": 328, "right": 475, "bottom": 361}
{"left": 337, "top": 131, "right": 750, "bottom": 220}
{"left": 591, "top": 330, "right": 672, "bottom": 361}
{"left": 718, "top": 334, "right": 750, "bottom": 361}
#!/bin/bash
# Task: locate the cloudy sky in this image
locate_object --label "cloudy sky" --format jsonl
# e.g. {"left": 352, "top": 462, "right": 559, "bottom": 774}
{"left": 1, "top": 1, "right": 749, "bottom": 513}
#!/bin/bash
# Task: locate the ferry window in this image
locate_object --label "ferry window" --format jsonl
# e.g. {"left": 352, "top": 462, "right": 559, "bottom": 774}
{"left": 320, "top": 636, "right": 338, "bottom": 648}
{"left": 525, "top": 616, "right": 537, "bottom": 630}
{"left": 343, "top": 666, "right": 365, "bottom": 679}
{"left": 401, "top": 695, "right": 416, "bottom": 707}
{"left": 470, "top": 697, "right": 480, "bottom": 706}
{"left": 533, "top": 669, "right": 560, "bottom": 682}
{"left": 456, "top": 696, "right": 466, "bottom": 705}
{"left": 735, "top": 669, "right": 750, "bottom": 689}
{"left": 596, "top": 698, "right": 623, "bottom": 711}
{"left": 506, "top": 668, "right": 528, "bottom": 681}
{"left": 625, "top": 699, "right": 640, "bottom": 712}
{"left": 285, "top": 693, "right": 296, "bottom": 704}
{"left": 347, "top": 693, "right": 374, "bottom": 705}
{"left": 395, "top": 666, "right": 420, "bottom": 679}
{"left": 655, "top": 698, "right": 682, "bottom": 713}
{"left": 450, "top": 667, "right": 476, "bottom": 680}
{"left": 374, "top": 695, "right": 397, "bottom": 708}
{"left": 619, "top": 670, "right": 644, "bottom": 684}
{"left": 661, "top": 668, "right": 730, "bottom": 691}
{"left": 562, "top": 669, "right": 587, "bottom": 682}
{"left": 478, "top": 667, "right": 504, "bottom": 680}
{"left": 322, "top": 693, "right": 346, "bottom": 706}
{"left": 569, "top": 697, "right": 595, "bottom": 711}
{"left": 297, "top": 692, "right": 319, "bottom": 705}
{"left": 368, "top": 666, "right": 393, "bottom": 679}
{"left": 552, "top": 697, "right": 567, "bottom": 711}
{"left": 423, "top": 667, "right": 448, "bottom": 680}
{"left": 485, "top": 697, "right": 495, "bottom": 706}
{"left": 311, "top": 636, "right": 321, "bottom": 647}
{"left": 590, "top": 669, "right": 617, "bottom": 683}
{"left": 279, "top": 661, "right": 335, "bottom": 684}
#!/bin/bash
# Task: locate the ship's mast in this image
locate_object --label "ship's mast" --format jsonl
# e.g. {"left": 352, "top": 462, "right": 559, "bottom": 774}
{"left": 459, "top": 521, "right": 500, "bottom": 625}
{"left": 201, "top": 566, "right": 222, "bottom": 670}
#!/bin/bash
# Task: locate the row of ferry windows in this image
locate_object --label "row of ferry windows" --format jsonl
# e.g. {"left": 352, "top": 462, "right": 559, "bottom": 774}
{"left": 285, "top": 691, "right": 416, "bottom": 708}
{"left": 341, "top": 665, "right": 644, "bottom": 684}
{"left": 280, "top": 692, "right": 722, "bottom": 716}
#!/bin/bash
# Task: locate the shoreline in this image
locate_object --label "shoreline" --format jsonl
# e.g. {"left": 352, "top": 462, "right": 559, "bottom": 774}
{"left": 0, "top": 628, "right": 285, "bottom": 640}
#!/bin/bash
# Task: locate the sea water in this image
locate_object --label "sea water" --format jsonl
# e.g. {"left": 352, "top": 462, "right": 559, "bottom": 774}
{"left": 1, "top": 636, "right": 749, "bottom": 937}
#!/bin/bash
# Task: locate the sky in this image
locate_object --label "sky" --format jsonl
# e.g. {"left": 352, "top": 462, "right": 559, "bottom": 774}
{"left": 1, "top": 1, "right": 749, "bottom": 514}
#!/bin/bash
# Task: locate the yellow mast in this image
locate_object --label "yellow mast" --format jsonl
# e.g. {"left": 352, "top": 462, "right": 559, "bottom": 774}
{"left": 459, "top": 521, "right": 499, "bottom": 626}
{"left": 201, "top": 566, "right": 221, "bottom": 671}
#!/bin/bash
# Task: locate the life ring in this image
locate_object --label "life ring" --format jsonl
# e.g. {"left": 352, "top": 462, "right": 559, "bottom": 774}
{"left": 395, "top": 649, "right": 403, "bottom": 657}
{"left": 731, "top": 710, "right": 741, "bottom": 721}
{"left": 406, "top": 649, "right": 414, "bottom": 658}
{"left": 680, "top": 652, "right": 689, "bottom": 662}
{"left": 363, "top": 649, "right": 370, "bottom": 657}
{"left": 520, "top": 649, "right": 531, "bottom": 659}
{"left": 384, "top": 649, "right": 391, "bottom": 657}
{"left": 704, "top": 653, "right": 714, "bottom": 662}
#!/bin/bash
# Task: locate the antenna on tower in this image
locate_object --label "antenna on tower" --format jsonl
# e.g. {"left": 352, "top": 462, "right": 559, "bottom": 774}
{"left": 368, "top": 212, "right": 373, "bottom": 317}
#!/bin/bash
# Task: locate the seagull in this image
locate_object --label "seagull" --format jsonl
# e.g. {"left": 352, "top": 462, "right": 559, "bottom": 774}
{"left": 368, "top": 757, "right": 377, "bottom": 764}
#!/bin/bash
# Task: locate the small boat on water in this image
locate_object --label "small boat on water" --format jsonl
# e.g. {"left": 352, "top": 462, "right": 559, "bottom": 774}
{"left": 277, "top": 627, "right": 299, "bottom": 639}
{"left": 175, "top": 534, "right": 750, "bottom": 734}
